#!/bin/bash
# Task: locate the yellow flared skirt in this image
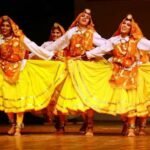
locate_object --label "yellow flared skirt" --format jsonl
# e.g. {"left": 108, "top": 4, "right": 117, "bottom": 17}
{"left": 55, "top": 59, "right": 150, "bottom": 117}
{"left": 55, "top": 73, "right": 89, "bottom": 114}
{"left": 0, "top": 60, "right": 66, "bottom": 113}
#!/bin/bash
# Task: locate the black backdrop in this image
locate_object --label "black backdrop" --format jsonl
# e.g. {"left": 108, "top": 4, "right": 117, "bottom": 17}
{"left": 0, "top": 0, "right": 74, "bottom": 45}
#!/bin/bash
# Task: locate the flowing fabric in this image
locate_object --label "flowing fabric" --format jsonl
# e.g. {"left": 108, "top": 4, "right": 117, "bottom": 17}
{"left": 0, "top": 60, "right": 66, "bottom": 112}
{"left": 55, "top": 59, "right": 150, "bottom": 117}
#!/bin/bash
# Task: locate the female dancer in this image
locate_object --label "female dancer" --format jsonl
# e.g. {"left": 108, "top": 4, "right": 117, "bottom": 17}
{"left": 24, "top": 8, "right": 110, "bottom": 136}
{"left": 0, "top": 15, "right": 66, "bottom": 135}
{"left": 37, "top": 22, "right": 67, "bottom": 132}
{"left": 82, "top": 14, "right": 150, "bottom": 136}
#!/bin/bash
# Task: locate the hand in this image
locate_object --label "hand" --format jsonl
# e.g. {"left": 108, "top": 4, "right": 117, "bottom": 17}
{"left": 51, "top": 51, "right": 58, "bottom": 60}
{"left": 51, "top": 54, "right": 57, "bottom": 60}
{"left": 81, "top": 53, "right": 88, "bottom": 61}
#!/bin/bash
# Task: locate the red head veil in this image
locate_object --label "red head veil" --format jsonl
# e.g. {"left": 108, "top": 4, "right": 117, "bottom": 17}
{"left": 113, "top": 14, "right": 143, "bottom": 40}
{"left": 0, "top": 15, "right": 24, "bottom": 38}
{"left": 49, "top": 22, "right": 65, "bottom": 40}
{"left": 69, "top": 8, "right": 95, "bottom": 30}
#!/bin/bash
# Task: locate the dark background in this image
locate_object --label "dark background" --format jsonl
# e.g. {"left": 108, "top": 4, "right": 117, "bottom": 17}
{"left": 0, "top": 0, "right": 74, "bottom": 45}
{"left": 1, "top": 0, "right": 150, "bottom": 43}
{"left": 0, "top": 0, "right": 150, "bottom": 123}
{"left": 75, "top": 0, "right": 150, "bottom": 39}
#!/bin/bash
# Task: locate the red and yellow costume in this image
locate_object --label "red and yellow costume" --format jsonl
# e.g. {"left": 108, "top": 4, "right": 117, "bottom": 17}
{"left": 53, "top": 11, "right": 106, "bottom": 114}
{"left": 69, "top": 28, "right": 94, "bottom": 57}
{"left": 67, "top": 16, "right": 150, "bottom": 117}
{"left": 55, "top": 28, "right": 95, "bottom": 114}
{"left": 55, "top": 15, "right": 150, "bottom": 117}
{"left": 0, "top": 16, "right": 66, "bottom": 113}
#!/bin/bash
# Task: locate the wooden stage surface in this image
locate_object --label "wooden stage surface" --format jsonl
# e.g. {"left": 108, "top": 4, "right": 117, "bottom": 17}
{"left": 0, "top": 121, "right": 150, "bottom": 150}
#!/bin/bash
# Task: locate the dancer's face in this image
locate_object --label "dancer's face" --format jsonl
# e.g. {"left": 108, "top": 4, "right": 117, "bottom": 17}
{"left": 120, "top": 19, "right": 131, "bottom": 36}
{"left": 51, "top": 28, "right": 62, "bottom": 41}
{"left": 78, "top": 12, "right": 91, "bottom": 27}
{"left": 0, "top": 21, "right": 12, "bottom": 37}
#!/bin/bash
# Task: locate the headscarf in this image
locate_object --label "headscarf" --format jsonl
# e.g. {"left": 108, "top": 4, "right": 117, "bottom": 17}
{"left": 49, "top": 22, "right": 65, "bottom": 40}
{"left": 0, "top": 15, "right": 24, "bottom": 38}
{"left": 113, "top": 14, "right": 143, "bottom": 40}
{"left": 69, "top": 8, "right": 95, "bottom": 30}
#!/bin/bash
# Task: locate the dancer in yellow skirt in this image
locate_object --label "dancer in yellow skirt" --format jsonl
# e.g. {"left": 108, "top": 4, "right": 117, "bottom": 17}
{"left": 41, "top": 9, "right": 111, "bottom": 136}
{"left": 0, "top": 16, "right": 66, "bottom": 135}
{"left": 82, "top": 14, "right": 150, "bottom": 136}
{"left": 30, "top": 22, "right": 67, "bottom": 133}
{"left": 41, "top": 22, "right": 67, "bottom": 132}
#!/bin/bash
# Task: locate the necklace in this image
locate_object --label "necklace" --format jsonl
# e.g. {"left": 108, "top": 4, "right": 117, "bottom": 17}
{"left": 4, "top": 35, "right": 13, "bottom": 41}
{"left": 119, "top": 38, "right": 129, "bottom": 55}
{"left": 77, "top": 26, "right": 87, "bottom": 34}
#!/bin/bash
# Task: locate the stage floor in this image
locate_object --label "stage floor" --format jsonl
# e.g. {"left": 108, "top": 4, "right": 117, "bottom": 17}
{"left": 0, "top": 121, "right": 150, "bottom": 150}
